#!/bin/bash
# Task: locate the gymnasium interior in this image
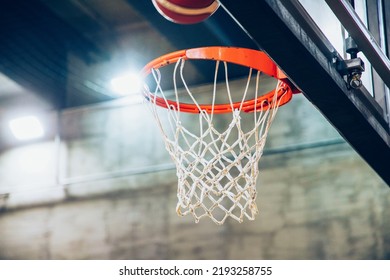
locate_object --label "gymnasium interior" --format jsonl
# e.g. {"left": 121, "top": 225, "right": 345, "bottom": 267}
{"left": 0, "top": 0, "right": 389, "bottom": 259}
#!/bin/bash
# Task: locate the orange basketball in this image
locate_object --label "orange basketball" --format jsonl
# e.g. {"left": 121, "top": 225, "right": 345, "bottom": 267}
{"left": 152, "top": 0, "right": 220, "bottom": 24}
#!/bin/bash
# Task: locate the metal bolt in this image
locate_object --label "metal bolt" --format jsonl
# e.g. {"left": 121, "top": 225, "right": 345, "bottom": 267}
{"left": 349, "top": 74, "right": 362, "bottom": 89}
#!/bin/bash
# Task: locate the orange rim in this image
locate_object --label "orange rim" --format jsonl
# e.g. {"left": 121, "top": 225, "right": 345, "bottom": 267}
{"left": 141, "top": 46, "right": 294, "bottom": 113}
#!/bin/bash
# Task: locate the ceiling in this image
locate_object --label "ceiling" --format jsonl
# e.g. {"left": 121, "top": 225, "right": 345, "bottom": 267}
{"left": 0, "top": 0, "right": 256, "bottom": 111}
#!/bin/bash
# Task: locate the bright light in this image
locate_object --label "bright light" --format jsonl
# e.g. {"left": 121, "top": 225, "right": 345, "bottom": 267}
{"left": 110, "top": 72, "right": 142, "bottom": 96}
{"left": 9, "top": 116, "right": 45, "bottom": 141}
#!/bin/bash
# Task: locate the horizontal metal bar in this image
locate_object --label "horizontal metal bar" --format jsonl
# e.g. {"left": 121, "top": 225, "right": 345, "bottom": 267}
{"left": 62, "top": 139, "right": 348, "bottom": 186}
{"left": 61, "top": 163, "right": 176, "bottom": 186}
{"left": 325, "top": 0, "right": 390, "bottom": 88}
{"left": 264, "top": 138, "right": 346, "bottom": 155}
{"left": 0, "top": 138, "right": 348, "bottom": 198}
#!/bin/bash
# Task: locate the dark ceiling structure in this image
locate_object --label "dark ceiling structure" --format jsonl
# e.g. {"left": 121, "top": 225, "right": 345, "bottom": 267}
{"left": 0, "top": 0, "right": 255, "bottom": 109}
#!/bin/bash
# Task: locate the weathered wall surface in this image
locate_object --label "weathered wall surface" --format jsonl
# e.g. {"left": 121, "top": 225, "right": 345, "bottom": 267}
{"left": 0, "top": 81, "right": 389, "bottom": 259}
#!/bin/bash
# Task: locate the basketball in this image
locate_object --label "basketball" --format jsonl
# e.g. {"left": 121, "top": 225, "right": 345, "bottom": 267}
{"left": 152, "top": 0, "right": 220, "bottom": 24}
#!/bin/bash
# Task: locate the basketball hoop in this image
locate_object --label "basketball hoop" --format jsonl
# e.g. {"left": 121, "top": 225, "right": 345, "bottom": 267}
{"left": 141, "top": 47, "right": 295, "bottom": 225}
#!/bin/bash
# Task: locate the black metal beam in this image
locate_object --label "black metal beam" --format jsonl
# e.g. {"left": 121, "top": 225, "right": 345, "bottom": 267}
{"left": 220, "top": 0, "right": 390, "bottom": 185}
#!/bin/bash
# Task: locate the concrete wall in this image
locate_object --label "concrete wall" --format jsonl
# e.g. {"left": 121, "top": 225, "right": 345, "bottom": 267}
{"left": 0, "top": 79, "right": 389, "bottom": 259}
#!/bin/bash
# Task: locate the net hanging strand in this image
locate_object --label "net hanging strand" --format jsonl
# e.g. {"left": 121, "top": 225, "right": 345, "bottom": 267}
{"left": 146, "top": 57, "right": 288, "bottom": 225}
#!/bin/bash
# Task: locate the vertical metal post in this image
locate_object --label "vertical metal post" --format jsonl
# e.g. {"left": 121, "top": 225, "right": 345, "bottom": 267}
{"left": 377, "top": 0, "right": 390, "bottom": 122}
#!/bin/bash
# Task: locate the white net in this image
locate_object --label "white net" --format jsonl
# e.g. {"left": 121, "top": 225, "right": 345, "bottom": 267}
{"left": 144, "top": 58, "right": 287, "bottom": 225}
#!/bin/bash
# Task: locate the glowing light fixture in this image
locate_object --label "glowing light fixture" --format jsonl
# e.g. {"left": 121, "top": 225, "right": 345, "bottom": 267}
{"left": 9, "top": 116, "right": 44, "bottom": 141}
{"left": 110, "top": 72, "right": 142, "bottom": 96}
